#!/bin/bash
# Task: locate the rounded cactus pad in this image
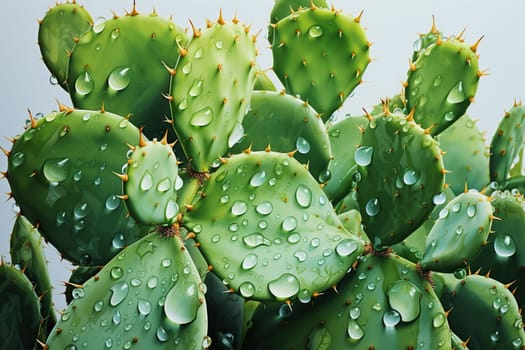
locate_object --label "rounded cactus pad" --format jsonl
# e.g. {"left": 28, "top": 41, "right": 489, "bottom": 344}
{"left": 169, "top": 13, "right": 258, "bottom": 172}
{"left": 121, "top": 133, "right": 182, "bottom": 226}
{"left": 7, "top": 108, "right": 150, "bottom": 265}
{"left": 271, "top": 6, "right": 370, "bottom": 121}
{"left": 46, "top": 232, "right": 209, "bottom": 349}
{"left": 67, "top": 8, "right": 187, "bottom": 139}
{"left": 184, "top": 151, "right": 364, "bottom": 301}
{"left": 355, "top": 111, "right": 445, "bottom": 249}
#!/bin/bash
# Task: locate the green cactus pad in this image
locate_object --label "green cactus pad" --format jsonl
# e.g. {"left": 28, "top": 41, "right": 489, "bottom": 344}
{"left": 253, "top": 69, "right": 277, "bottom": 91}
{"left": 65, "top": 265, "right": 102, "bottom": 304}
{"left": 228, "top": 91, "right": 331, "bottom": 180}
{"left": 405, "top": 35, "right": 481, "bottom": 135}
{"left": 439, "top": 273, "right": 525, "bottom": 350}
{"left": 244, "top": 254, "right": 451, "bottom": 349}
{"left": 0, "top": 263, "right": 41, "bottom": 350}
{"left": 7, "top": 109, "right": 150, "bottom": 265}
{"left": 489, "top": 103, "right": 525, "bottom": 182}
{"left": 123, "top": 135, "right": 182, "bottom": 226}
{"left": 355, "top": 112, "right": 445, "bottom": 249}
{"left": 9, "top": 215, "right": 56, "bottom": 338}
{"left": 46, "top": 232, "right": 209, "bottom": 349}
{"left": 437, "top": 114, "right": 490, "bottom": 194}
{"left": 411, "top": 18, "right": 442, "bottom": 63}
{"left": 169, "top": 15, "right": 257, "bottom": 172}
{"left": 324, "top": 114, "right": 369, "bottom": 202}
{"left": 38, "top": 1, "right": 93, "bottom": 90}
{"left": 272, "top": 6, "right": 370, "bottom": 121}
{"left": 67, "top": 9, "right": 187, "bottom": 139}
{"left": 184, "top": 151, "right": 364, "bottom": 301}
{"left": 420, "top": 190, "right": 493, "bottom": 272}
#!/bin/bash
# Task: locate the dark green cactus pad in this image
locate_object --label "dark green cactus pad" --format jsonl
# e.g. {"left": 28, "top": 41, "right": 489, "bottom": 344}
{"left": 184, "top": 151, "right": 364, "bottom": 301}
{"left": 67, "top": 9, "right": 187, "bottom": 139}
{"left": 470, "top": 190, "right": 525, "bottom": 311}
{"left": 38, "top": 1, "right": 93, "bottom": 90}
{"left": 405, "top": 35, "right": 481, "bottom": 136}
{"left": 65, "top": 265, "right": 102, "bottom": 304}
{"left": 0, "top": 263, "right": 41, "bottom": 350}
{"left": 169, "top": 15, "right": 257, "bottom": 172}
{"left": 272, "top": 6, "right": 370, "bottom": 121}
{"left": 355, "top": 112, "right": 445, "bottom": 249}
{"left": 437, "top": 114, "right": 490, "bottom": 194}
{"left": 46, "top": 232, "right": 209, "bottom": 349}
{"left": 324, "top": 114, "right": 369, "bottom": 202}
{"left": 420, "top": 190, "right": 493, "bottom": 272}
{"left": 6, "top": 109, "right": 150, "bottom": 265}
{"left": 243, "top": 254, "right": 451, "bottom": 350}
{"left": 122, "top": 135, "right": 181, "bottom": 226}
{"left": 228, "top": 91, "right": 331, "bottom": 180}
{"left": 439, "top": 273, "right": 525, "bottom": 350}
{"left": 489, "top": 103, "right": 525, "bottom": 182}
{"left": 10, "top": 215, "right": 56, "bottom": 338}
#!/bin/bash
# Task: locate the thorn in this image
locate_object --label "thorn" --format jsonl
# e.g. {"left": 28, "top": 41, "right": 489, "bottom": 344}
{"left": 409, "top": 59, "right": 417, "bottom": 72}
{"left": 430, "top": 15, "right": 438, "bottom": 34}
{"left": 162, "top": 61, "right": 176, "bottom": 76}
{"left": 217, "top": 8, "right": 225, "bottom": 25}
{"left": 285, "top": 299, "right": 293, "bottom": 312}
{"left": 503, "top": 280, "right": 517, "bottom": 290}
{"left": 117, "top": 194, "right": 129, "bottom": 200}
{"left": 406, "top": 107, "right": 415, "bottom": 122}
{"left": 265, "top": 144, "right": 271, "bottom": 152}
{"left": 243, "top": 144, "right": 252, "bottom": 154}
{"left": 470, "top": 35, "right": 484, "bottom": 53}
{"left": 185, "top": 232, "right": 196, "bottom": 240}
{"left": 362, "top": 108, "right": 373, "bottom": 121}
{"left": 129, "top": 0, "right": 139, "bottom": 16}
{"left": 56, "top": 99, "right": 74, "bottom": 114}
{"left": 113, "top": 171, "right": 129, "bottom": 182}
{"left": 161, "top": 92, "right": 174, "bottom": 102}
{"left": 477, "top": 69, "right": 490, "bottom": 78}
{"left": 100, "top": 102, "right": 105, "bottom": 113}
{"left": 287, "top": 149, "right": 298, "bottom": 157}
{"left": 160, "top": 130, "right": 169, "bottom": 145}
{"left": 0, "top": 147, "right": 10, "bottom": 157}
{"left": 185, "top": 204, "right": 195, "bottom": 211}
{"left": 138, "top": 127, "right": 147, "bottom": 147}
{"left": 27, "top": 109, "right": 38, "bottom": 128}
{"left": 189, "top": 20, "right": 201, "bottom": 38}
{"left": 354, "top": 9, "right": 364, "bottom": 23}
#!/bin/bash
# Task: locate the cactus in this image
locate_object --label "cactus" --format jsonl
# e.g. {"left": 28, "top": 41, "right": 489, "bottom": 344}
{"left": 1, "top": 1, "right": 525, "bottom": 350}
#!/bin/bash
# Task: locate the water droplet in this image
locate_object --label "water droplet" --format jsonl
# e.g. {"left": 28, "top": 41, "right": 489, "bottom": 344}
{"left": 365, "top": 197, "right": 381, "bottom": 217}
{"left": 383, "top": 310, "right": 401, "bottom": 327}
{"left": 512, "top": 338, "right": 523, "bottom": 348}
{"left": 354, "top": 146, "right": 373, "bottom": 166}
{"left": 43, "top": 158, "right": 71, "bottom": 183}
{"left": 108, "top": 66, "right": 131, "bottom": 91}
{"left": 110, "top": 281, "right": 129, "bottom": 306}
{"left": 189, "top": 79, "right": 203, "bottom": 97}
{"left": 386, "top": 280, "right": 422, "bottom": 322}
{"left": 254, "top": 201, "right": 272, "bottom": 216}
{"left": 105, "top": 195, "right": 121, "bottom": 211}
{"left": 466, "top": 204, "right": 477, "bottom": 217}
{"left": 268, "top": 273, "right": 300, "bottom": 300}
{"left": 241, "top": 254, "right": 258, "bottom": 270}
{"left": 493, "top": 234, "right": 517, "bottom": 257}
{"left": 347, "top": 320, "right": 364, "bottom": 341}
{"left": 93, "top": 17, "right": 106, "bottom": 33}
{"left": 308, "top": 25, "right": 324, "bottom": 38}
{"left": 295, "top": 184, "right": 312, "bottom": 208}
{"left": 239, "top": 281, "right": 255, "bottom": 298}
{"left": 11, "top": 152, "right": 25, "bottom": 167}
{"left": 64, "top": 344, "right": 78, "bottom": 350}
{"left": 288, "top": 233, "right": 301, "bottom": 244}
{"left": 110, "top": 28, "right": 120, "bottom": 39}
{"left": 447, "top": 81, "right": 465, "bottom": 104}
{"left": 138, "top": 299, "right": 152, "bottom": 316}
{"left": 74, "top": 202, "right": 89, "bottom": 219}
{"left": 178, "top": 98, "right": 189, "bottom": 111}
{"left": 105, "top": 337, "right": 113, "bottom": 348}
{"left": 112, "top": 309, "right": 121, "bottom": 325}
{"left": 439, "top": 208, "right": 449, "bottom": 219}
{"left": 75, "top": 71, "right": 94, "bottom": 96}
{"left": 93, "top": 300, "right": 104, "bottom": 312}
{"left": 444, "top": 111, "right": 455, "bottom": 122}
{"left": 194, "top": 47, "right": 204, "bottom": 59}
{"left": 281, "top": 216, "right": 298, "bottom": 232}
{"left": 165, "top": 199, "right": 179, "bottom": 221}
{"left": 140, "top": 171, "right": 153, "bottom": 191}
{"left": 490, "top": 330, "right": 500, "bottom": 343}
{"left": 110, "top": 266, "right": 123, "bottom": 280}
{"left": 164, "top": 281, "right": 201, "bottom": 324}
{"left": 294, "top": 250, "right": 308, "bottom": 262}
{"left": 250, "top": 170, "right": 266, "bottom": 187}
{"left": 349, "top": 307, "right": 361, "bottom": 320}
{"left": 215, "top": 39, "right": 224, "bottom": 49}
{"left": 190, "top": 106, "right": 213, "bottom": 127}
{"left": 433, "top": 75, "right": 442, "bottom": 87}
{"left": 403, "top": 169, "right": 418, "bottom": 185}
{"left": 296, "top": 137, "right": 311, "bottom": 154}
{"left": 432, "top": 312, "right": 446, "bottom": 328}
{"left": 432, "top": 192, "right": 446, "bottom": 205}
{"left": 336, "top": 239, "right": 359, "bottom": 257}
{"left": 310, "top": 237, "right": 321, "bottom": 248}
{"left": 230, "top": 201, "right": 247, "bottom": 216}
{"left": 156, "top": 326, "right": 169, "bottom": 342}
{"left": 243, "top": 233, "right": 272, "bottom": 248}
{"left": 157, "top": 178, "right": 172, "bottom": 193}
{"left": 182, "top": 62, "right": 192, "bottom": 75}
{"left": 413, "top": 75, "right": 423, "bottom": 85}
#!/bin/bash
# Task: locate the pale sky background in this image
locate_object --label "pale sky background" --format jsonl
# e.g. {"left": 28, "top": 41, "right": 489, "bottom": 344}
{"left": 1, "top": 0, "right": 524, "bottom": 311}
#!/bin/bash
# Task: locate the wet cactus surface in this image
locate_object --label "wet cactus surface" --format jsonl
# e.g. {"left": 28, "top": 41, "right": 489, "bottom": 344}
{"left": 1, "top": 1, "right": 525, "bottom": 349}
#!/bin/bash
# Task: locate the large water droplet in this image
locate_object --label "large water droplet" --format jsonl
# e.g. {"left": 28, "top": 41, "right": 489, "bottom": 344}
{"left": 243, "top": 233, "right": 272, "bottom": 248}
{"left": 466, "top": 204, "right": 477, "bottom": 217}
{"left": 308, "top": 25, "right": 324, "bottom": 38}
{"left": 93, "top": 17, "right": 106, "bottom": 33}
{"left": 383, "top": 310, "right": 401, "bottom": 327}
{"left": 347, "top": 320, "right": 364, "bottom": 341}
{"left": 295, "top": 184, "right": 312, "bottom": 208}
{"left": 108, "top": 66, "right": 131, "bottom": 91}
{"left": 239, "top": 281, "right": 255, "bottom": 298}
{"left": 11, "top": 152, "right": 25, "bottom": 167}
{"left": 138, "top": 299, "right": 152, "bottom": 316}
{"left": 296, "top": 137, "right": 311, "bottom": 154}
{"left": 190, "top": 107, "right": 213, "bottom": 127}
{"left": 446, "top": 81, "right": 466, "bottom": 104}
{"left": 241, "top": 254, "right": 258, "bottom": 270}
{"left": 140, "top": 171, "right": 153, "bottom": 191}
{"left": 386, "top": 280, "right": 422, "bottom": 322}
{"left": 43, "top": 158, "right": 71, "bottom": 183}
{"left": 231, "top": 201, "right": 248, "bottom": 216}
{"left": 157, "top": 178, "right": 172, "bottom": 193}
{"left": 256, "top": 201, "right": 273, "bottom": 215}
{"left": 110, "top": 266, "right": 123, "bottom": 279}
{"left": 164, "top": 281, "right": 201, "bottom": 324}
{"left": 74, "top": 202, "right": 89, "bottom": 219}
{"left": 403, "top": 169, "right": 418, "bottom": 185}
{"left": 189, "top": 79, "right": 203, "bottom": 97}
{"left": 156, "top": 326, "right": 169, "bottom": 342}
{"left": 250, "top": 170, "right": 266, "bottom": 187}
{"left": 336, "top": 239, "right": 359, "bottom": 257}
{"left": 493, "top": 234, "right": 517, "bottom": 257}
{"left": 268, "top": 273, "right": 300, "bottom": 300}
{"left": 165, "top": 199, "right": 179, "bottom": 221}
{"left": 281, "top": 216, "right": 298, "bottom": 232}
{"left": 110, "top": 281, "right": 129, "bottom": 306}
{"left": 365, "top": 198, "right": 381, "bottom": 217}
{"left": 75, "top": 71, "right": 94, "bottom": 96}
{"left": 354, "top": 146, "right": 373, "bottom": 166}
{"left": 432, "top": 312, "right": 446, "bottom": 328}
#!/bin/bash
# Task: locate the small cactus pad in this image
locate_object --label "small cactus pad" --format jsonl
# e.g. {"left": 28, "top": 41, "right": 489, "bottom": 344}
{"left": 228, "top": 91, "right": 332, "bottom": 180}
{"left": 67, "top": 9, "right": 187, "bottom": 139}
{"left": 420, "top": 190, "right": 493, "bottom": 272}
{"left": 184, "top": 151, "right": 364, "bottom": 301}
{"left": 437, "top": 114, "right": 490, "bottom": 194}
{"left": 169, "top": 14, "right": 257, "bottom": 172}
{"left": 46, "top": 232, "right": 209, "bottom": 349}
{"left": 122, "top": 135, "right": 182, "bottom": 226}
{"left": 0, "top": 263, "right": 41, "bottom": 350}
{"left": 405, "top": 33, "right": 481, "bottom": 135}
{"left": 489, "top": 102, "right": 525, "bottom": 182}
{"left": 355, "top": 112, "right": 445, "bottom": 249}
{"left": 9, "top": 215, "right": 56, "bottom": 337}
{"left": 7, "top": 109, "right": 150, "bottom": 265}
{"left": 324, "top": 114, "right": 369, "bottom": 202}
{"left": 38, "top": 1, "right": 93, "bottom": 90}
{"left": 244, "top": 254, "right": 451, "bottom": 349}
{"left": 271, "top": 6, "right": 370, "bottom": 121}
{"left": 440, "top": 273, "right": 525, "bottom": 349}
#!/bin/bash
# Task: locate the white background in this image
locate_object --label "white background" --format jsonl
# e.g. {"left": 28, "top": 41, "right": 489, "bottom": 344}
{"left": 1, "top": 0, "right": 524, "bottom": 311}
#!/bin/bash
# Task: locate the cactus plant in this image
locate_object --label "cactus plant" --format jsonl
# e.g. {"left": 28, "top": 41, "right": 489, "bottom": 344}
{"left": 1, "top": 1, "right": 525, "bottom": 350}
